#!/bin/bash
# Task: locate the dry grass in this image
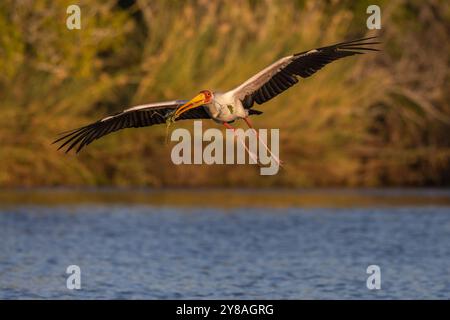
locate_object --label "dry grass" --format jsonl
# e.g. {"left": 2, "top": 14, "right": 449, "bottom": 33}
{"left": 0, "top": 0, "right": 449, "bottom": 187}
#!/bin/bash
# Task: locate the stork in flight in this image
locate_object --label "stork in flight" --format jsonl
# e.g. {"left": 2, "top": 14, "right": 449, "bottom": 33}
{"left": 54, "top": 37, "right": 379, "bottom": 163}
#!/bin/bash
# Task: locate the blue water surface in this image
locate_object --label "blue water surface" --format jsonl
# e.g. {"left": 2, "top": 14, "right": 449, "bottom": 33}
{"left": 1, "top": 205, "right": 450, "bottom": 299}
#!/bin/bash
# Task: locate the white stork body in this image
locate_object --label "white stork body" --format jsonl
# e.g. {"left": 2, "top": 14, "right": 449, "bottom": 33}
{"left": 203, "top": 92, "right": 248, "bottom": 123}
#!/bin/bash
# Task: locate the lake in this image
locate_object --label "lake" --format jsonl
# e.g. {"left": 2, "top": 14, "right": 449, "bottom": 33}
{"left": 1, "top": 189, "right": 450, "bottom": 299}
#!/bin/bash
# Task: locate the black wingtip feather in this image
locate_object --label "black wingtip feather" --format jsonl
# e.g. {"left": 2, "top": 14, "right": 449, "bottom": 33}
{"left": 53, "top": 103, "right": 212, "bottom": 154}
{"left": 335, "top": 36, "right": 379, "bottom": 47}
{"left": 342, "top": 47, "right": 380, "bottom": 52}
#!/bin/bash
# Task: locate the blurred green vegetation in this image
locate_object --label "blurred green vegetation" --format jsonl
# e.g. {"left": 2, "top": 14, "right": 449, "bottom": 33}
{"left": 0, "top": 0, "right": 449, "bottom": 187}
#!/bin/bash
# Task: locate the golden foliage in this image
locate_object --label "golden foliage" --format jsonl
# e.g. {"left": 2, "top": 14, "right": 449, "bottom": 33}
{"left": 0, "top": 0, "right": 449, "bottom": 187}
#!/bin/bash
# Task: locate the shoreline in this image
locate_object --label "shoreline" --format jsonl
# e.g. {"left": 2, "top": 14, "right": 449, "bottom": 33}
{"left": 1, "top": 187, "right": 450, "bottom": 208}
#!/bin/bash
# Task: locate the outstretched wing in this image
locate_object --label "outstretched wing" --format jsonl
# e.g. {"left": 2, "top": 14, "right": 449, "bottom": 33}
{"left": 231, "top": 37, "right": 380, "bottom": 109}
{"left": 53, "top": 100, "right": 210, "bottom": 153}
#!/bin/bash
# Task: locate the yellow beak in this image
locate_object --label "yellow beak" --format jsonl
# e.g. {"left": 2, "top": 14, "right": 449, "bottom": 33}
{"left": 174, "top": 93, "right": 207, "bottom": 119}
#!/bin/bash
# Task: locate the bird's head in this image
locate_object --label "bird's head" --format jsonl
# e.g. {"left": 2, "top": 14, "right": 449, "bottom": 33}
{"left": 174, "top": 90, "right": 214, "bottom": 119}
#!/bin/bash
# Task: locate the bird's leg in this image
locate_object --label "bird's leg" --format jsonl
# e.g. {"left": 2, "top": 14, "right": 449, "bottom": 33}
{"left": 223, "top": 122, "right": 259, "bottom": 165}
{"left": 243, "top": 117, "right": 283, "bottom": 167}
